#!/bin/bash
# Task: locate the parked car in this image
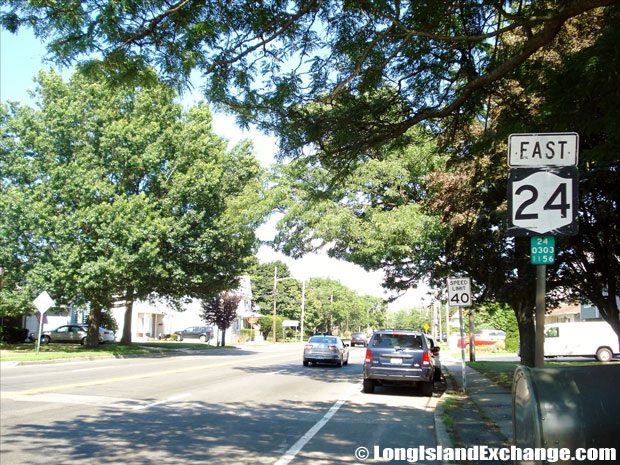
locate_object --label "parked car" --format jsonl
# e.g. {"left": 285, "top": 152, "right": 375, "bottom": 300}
{"left": 40, "top": 325, "right": 102, "bottom": 345}
{"left": 457, "top": 329, "right": 506, "bottom": 348}
{"left": 351, "top": 331, "right": 369, "bottom": 347}
{"left": 303, "top": 335, "right": 349, "bottom": 367}
{"left": 426, "top": 337, "right": 443, "bottom": 382}
{"left": 175, "top": 326, "right": 214, "bottom": 342}
{"left": 363, "top": 329, "right": 435, "bottom": 396}
{"left": 99, "top": 327, "right": 115, "bottom": 343}
{"left": 544, "top": 322, "right": 619, "bottom": 362}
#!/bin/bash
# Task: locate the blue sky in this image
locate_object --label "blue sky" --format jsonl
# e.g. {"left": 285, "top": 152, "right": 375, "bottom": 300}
{"left": 0, "top": 26, "right": 430, "bottom": 309}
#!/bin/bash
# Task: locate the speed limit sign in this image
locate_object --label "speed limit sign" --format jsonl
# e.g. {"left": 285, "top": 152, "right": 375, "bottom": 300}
{"left": 447, "top": 277, "right": 472, "bottom": 307}
{"left": 507, "top": 167, "right": 578, "bottom": 237}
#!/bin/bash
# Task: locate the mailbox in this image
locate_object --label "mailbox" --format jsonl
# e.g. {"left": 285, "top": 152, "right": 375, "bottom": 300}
{"left": 512, "top": 365, "right": 620, "bottom": 464}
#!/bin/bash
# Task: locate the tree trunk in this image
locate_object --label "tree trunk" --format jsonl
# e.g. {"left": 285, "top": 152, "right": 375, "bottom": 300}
{"left": 592, "top": 297, "right": 620, "bottom": 353}
{"left": 86, "top": 301, "right": 102, "bottom": 348}
{"left": 221, "top": 328, "right": 226, "bottom": 347}
{"left": 514, "top": 303, "right": 536, "bottom": 367}
{"left": 120, "top": 289, "right": 134, "bottom": 346}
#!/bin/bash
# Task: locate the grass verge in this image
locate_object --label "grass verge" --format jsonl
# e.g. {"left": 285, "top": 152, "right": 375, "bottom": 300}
{"left": 0, "top": 341, "right": 231, "bottom": 362}
{"left": 467, "top": 359, "right": 605, "bottom": 390}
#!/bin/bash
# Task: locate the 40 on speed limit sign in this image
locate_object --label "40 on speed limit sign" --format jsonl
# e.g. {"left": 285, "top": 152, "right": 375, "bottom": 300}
{"left": 507, "top": 167, "right": 578, "bottom": 237}
{"left": 447, "top": 277, "right": 472, "bottom": 307}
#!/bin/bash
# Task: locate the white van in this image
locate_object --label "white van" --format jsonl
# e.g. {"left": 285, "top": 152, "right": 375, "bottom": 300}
{"left": 544, "top": 321, "right": 620, "bottom": 362}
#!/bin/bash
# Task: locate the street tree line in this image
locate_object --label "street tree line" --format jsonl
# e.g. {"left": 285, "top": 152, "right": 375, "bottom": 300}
{"left": 1, "top": 2, "right": 619, "bottom": 365}
{"left": 247, "top": 261, "right": 387, "bottom": 339}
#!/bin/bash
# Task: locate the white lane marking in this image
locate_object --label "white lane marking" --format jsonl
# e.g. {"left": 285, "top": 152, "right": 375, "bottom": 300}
{"left": 266, "top": 369, "right": 287, "bottom": 375}
{"left": 9, "top": 393, "right": 138, "bottom": 407}
{"left": 70, "top": 366, "right": 116, "bottom": 373}
{"left": 132, "top": 393, "right": 191, "bottom": 411}
{"left": 274, "top": 382, "right": 361, "bottom": 465}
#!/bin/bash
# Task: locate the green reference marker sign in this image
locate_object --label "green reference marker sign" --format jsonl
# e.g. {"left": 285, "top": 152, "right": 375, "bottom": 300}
{"left": 531, "top": 236, "right": 555, "bottom": 264}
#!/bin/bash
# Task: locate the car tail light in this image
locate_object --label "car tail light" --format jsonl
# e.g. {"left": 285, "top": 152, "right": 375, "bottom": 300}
{"left": 422, "top": 352, "right": 431, "bottom": 366}
{"left": 365, "top": 349, "right": 372, "bottom": 363}
{"left": 304, "top": 344, "right": 313, "bottom": 350}
{"left": 328, "top": 345, "right": 338, "bottom": 351}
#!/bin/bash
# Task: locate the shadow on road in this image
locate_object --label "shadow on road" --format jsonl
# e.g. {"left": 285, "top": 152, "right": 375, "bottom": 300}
{"left": 2, "top": 395, "right": 439, "bottom": 464}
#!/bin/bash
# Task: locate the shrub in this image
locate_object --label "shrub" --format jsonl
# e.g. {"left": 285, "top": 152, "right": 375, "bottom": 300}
{"left": 259, "top": 315, "right": 284, "bottom": 341}
{"left": 240, "top": 328, "right": 253, "bottom": 342}
{"left": 0, "top": 326, "right": 30, "bottom": 344}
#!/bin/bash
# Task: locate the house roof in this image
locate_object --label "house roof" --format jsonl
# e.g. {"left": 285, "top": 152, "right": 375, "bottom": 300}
{"left": 548, "top": 303, "right": 580, "bottom": 316}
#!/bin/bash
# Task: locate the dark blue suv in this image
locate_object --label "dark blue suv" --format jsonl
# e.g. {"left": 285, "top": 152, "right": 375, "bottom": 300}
{"left": 363, "top": 329, "right": 436, "bottom": 396}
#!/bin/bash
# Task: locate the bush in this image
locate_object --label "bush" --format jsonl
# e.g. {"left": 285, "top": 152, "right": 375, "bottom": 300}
{"left": 259, "top": 315, "right": 284, "bottom": 341}
{"left": 240, "top": 328, "right": 253, "bottom": 342}
{"left": 0, "top": 326, "right": 30, "bottom": 344}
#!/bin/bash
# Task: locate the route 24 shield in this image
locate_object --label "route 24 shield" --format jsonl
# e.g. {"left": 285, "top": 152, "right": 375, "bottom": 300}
{"left": 507, "top": 167, "right": 578, "bottom": 237}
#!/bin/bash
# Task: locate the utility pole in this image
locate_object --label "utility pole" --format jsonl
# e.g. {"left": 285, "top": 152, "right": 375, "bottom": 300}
{"left": 300, "top": 280, "right": 305, "bottom": 341}
{"left": 272, "top": 266, "right": 278, "bottom": 343}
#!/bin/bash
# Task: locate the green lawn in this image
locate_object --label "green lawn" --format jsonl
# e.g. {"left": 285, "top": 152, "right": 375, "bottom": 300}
{"left": 0, "top": 341, "right": 230, "bottom": 362}
{"left": 468, "top": 359, "right": 605, "bottom": 390}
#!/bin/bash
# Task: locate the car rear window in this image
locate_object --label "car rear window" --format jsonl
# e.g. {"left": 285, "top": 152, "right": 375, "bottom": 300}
{"left": 309, "top": 336, "right": 338, "bottom": 344}
{"left": 372, "top": 334, "right": 423, "bottom": 350}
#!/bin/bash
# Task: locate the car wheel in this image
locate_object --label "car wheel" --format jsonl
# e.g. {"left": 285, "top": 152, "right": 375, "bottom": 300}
{"left": 363, "top": 378, "right": 375, "bottom": 393}
{"left": 199, "top": 335, "right": 207, "bottom": 342}
{"left": 81, "top": 337, "right": 87, "bottom": 345}
{"left": 303, "top": 360, "right": 309, "bottom": 367}
{"left": 420, "top": 380, "right": 434, "bottom": 397}
{"left": 40, "top": 335, "right": 50, "bottom": 345}
{"left": 596, "top": 347, "right": 613, "bottom": 362}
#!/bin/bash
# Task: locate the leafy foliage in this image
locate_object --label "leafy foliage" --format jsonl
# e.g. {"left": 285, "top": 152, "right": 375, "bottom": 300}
{"left": 2, "top": 0, "right": 616, "bottom": 166}
{"left": 201, "top": 292, "right": 242, "bottom": 346}
{"left": 0, "top": 70, "right": 266, "bottom": 346}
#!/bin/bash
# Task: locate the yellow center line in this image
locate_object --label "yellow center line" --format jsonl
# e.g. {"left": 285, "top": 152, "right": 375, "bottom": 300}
{"left": 1, "top": 352, "right": 294, "bottom": 399}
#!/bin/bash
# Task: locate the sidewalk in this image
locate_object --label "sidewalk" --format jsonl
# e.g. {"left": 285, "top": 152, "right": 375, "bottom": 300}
{"left": 434, "top": 354, "right": 514, "bottom": 463}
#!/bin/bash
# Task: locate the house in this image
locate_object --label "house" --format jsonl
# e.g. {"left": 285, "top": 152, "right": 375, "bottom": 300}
{"left": 22, "top": 276, "right": 259, "bottom": 343}
{"left": 111, "top": 275, "right": 257, "bottom": 343}
{"left": 545, "top": 302, "right": 605, "bottom": 325}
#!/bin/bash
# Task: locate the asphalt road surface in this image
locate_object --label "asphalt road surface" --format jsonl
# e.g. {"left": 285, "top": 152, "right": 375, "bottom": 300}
{"left": 1, "top": 344, "right": 441, "bottom": 464}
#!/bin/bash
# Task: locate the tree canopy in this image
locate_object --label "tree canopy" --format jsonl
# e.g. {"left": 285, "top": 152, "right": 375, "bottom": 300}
{"left": 3, "top": 0, "right": 618, "bottom": 167}
{"left": 0, "top": 70, "right": 266, "bottom": 345}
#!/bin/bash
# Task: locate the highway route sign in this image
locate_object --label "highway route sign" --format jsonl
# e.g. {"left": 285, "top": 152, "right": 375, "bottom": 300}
{"left": 507, "top": 167, "right": 578, "bottom": 237}
{"left": 508, "top": 133, "right": 578, "bottom": 168}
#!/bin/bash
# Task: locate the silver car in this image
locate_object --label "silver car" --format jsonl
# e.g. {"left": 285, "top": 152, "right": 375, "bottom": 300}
{"left": 40, "top": 325, "right": 103, "bottom": 345}
{"left": 303, "top": 335, "right": 349, "bottom": 367}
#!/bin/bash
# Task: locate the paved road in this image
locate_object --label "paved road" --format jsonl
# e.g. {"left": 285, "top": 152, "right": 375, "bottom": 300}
{"left": 1, "top": 344, "right": 440, "bottom": 464}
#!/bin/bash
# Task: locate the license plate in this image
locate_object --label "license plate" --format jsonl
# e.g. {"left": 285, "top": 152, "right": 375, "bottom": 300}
{"left": 390, "top": 358, "right": 403, "bottom": 364}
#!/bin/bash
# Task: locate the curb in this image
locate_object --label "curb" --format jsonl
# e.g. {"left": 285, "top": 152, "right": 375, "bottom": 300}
{"left": 433, "top": 367, "right": 458, "bottom": 465}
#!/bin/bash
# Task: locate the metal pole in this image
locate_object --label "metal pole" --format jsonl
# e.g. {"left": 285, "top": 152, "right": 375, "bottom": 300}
{"left": 469, "top": 307, "right": 476, "bottom": 362}
{"left": 36, "top": 312, "right": 43, "bottom": 354}
{"left": 446, "top": 302, "right": 450, "bottom": 342}
{"left": 535, "top": 264, "right": 546, "bottom": 368}
{"left": 458, "top": 306, "right": 467, "bottom": 393}
{"left": 300, "top": 280, "right": 305, "bottom": 342}
{"left": 272, "top": 266, "right": 278, "bottom": 344}
{"left": 438, "top": 301, "right": 443, "bottom": 343}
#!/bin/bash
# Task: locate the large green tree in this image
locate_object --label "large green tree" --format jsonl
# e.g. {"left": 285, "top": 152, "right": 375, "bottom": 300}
{"left": 0, "top": 70, "right": 265, "bottom": 346}
{"left": 2, "top": 1, "right": 617, "bottom": 166}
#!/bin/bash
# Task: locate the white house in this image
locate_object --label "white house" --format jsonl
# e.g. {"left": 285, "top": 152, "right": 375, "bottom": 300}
{"left": 111, "top": 275, "right": 257, "bottom": 343}
{"left": 22, "top": 276, "right": 258, "bottom": 344}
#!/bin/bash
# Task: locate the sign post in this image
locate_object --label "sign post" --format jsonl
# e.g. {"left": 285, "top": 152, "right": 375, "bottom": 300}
{"left": 447, "top": 277, "right": 472, "bottom": 393}
{"left": 33, "top": 291, "right": 55, "bottom": 354}
{"left": 507, "top": 133, "right": 579, "bottom": 368}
